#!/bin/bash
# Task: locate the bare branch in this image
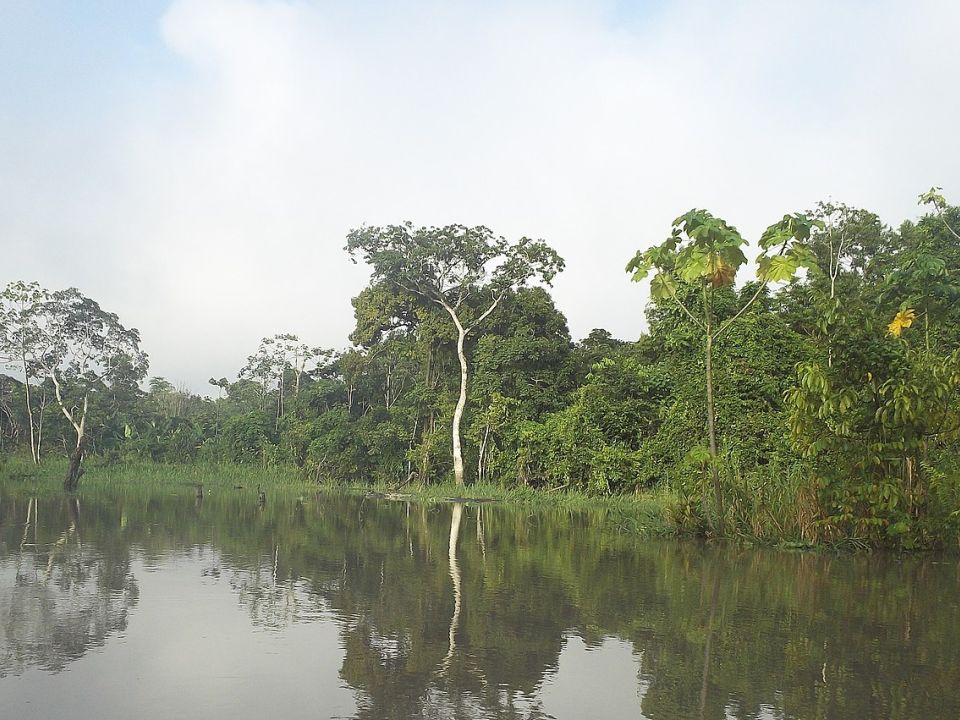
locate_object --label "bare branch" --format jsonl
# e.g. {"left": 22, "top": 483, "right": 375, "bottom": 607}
{"left": 466, "top": 293, "right": 503, "bottom": 334}
{"left": 666, "top": 284, "right": 707, "bottom": 332}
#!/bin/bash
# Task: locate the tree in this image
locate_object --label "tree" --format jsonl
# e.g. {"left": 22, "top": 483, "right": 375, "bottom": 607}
{"left": 783, "top": 194, "right": 960, "bottom": 545}
{"left": 627, "top": 210, "right": 818, "bottom": 525}
{"left": 0, "top": 281, "right": 49, "bottom": 464}
{"left": 803, "top": 203, "right": 885, "bottom": 366}
{"left": 26, "top": 288, "right": 147, "bottom": 489}
{"left": 919, "top": 186, "right": 960, "bottom": 242}
{"left": 241, "top": 334, "right": 323, "bottom": 428}
{"left": 905, "top": 188, "right": 960, "bottom": 352}
{"left": 208, "top": 377, "right": 230, "bottom": 398}
{"left": 346, "top": 223, "right": 564, "bottom": 486}
{"left": 786, "top": 325, "right": 960, "bottom": 546}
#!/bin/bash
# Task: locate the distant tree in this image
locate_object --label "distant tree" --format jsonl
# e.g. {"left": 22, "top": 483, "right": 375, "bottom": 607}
{"left": 206, "top": 376, "right": 231, "bottom": 438}
{"left": 919, "top": 186, "right": 960, "bottom": 242}
{"left": 0, "top": 281, "right": 48, "bottom": 463}
{"left": 241, "top": 334, "right": 323, "bottom": 427}
{"left": 346, "top": 223, "right": 564, "bottom": 486}
{"left": 335, "top": 349, "right": 369, "bottom": 414}
{"left": 147, "top": 377, "right": 197, "bottom": 421}
{"left": 803, "top": 203, "right": 885, "bottom": 366}
{"left": 208, "top": 377, "right": 230, "bottom": 399}
{"left": 572, "top": 328, "right": 627, "bottom": 377}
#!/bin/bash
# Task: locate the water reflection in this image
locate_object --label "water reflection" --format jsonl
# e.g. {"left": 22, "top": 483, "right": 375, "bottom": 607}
{"left": 0, "top": 488, "right": 957, "bottom": 720}
{"left": 442, "top": 502, "right": 463, "bottom": 673}
{"left": 226, "top": 552, "right": 330, "bottom": 630}
{"left": 0, "top": 497, "right": 138, "bottom": 677}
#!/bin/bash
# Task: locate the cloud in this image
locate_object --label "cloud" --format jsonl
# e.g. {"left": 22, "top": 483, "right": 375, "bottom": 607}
{"left": 3, "top": 0, "right": 959, "bottom": 391}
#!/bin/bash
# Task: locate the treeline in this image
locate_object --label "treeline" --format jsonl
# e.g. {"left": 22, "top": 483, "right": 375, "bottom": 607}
{"left": 2, "top": 190, "right": 960, "bottom": 546}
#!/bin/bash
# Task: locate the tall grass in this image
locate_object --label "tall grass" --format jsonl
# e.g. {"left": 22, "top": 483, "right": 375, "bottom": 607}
{"left": 724, "top": 460, "right": 823, "bottom": 546}
{"left": 0, "top": 453, "right": 677, "bottom": 536}
{"left": 359, "top": 477, "right": 677, "bottom": 534}
{"left": 0, "top": 453, "right": 313, "bottom": 495}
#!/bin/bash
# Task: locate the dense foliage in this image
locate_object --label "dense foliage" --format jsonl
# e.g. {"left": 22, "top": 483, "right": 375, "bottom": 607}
{"left": 3, "top": 196, "right": 960, "bottom": 547}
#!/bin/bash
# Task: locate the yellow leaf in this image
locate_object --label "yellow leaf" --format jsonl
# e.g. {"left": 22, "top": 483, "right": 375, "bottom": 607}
{"left": 887, "top": 309, "right": 916, "bottom": 337}
{"left": 707, "top": 257, "right": 736, "bottom": 288}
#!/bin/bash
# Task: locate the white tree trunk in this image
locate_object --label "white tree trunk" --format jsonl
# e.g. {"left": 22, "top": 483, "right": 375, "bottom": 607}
{"left": 50, "top": 372, "right": 88, "bottom": 490}
{"left": 452, "top": 325, "right": 468, "bottom": 487}
{"left": 439, "top": 294, "right": 499, "bottom": 488}
{"left": 36, "top": 390, "right": 46, "bottom": 460}
{"left": 19, "top": 351, "right": 40, "bottom": 464}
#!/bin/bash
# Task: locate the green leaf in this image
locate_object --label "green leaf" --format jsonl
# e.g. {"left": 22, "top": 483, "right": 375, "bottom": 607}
{"left": 719, "top": 244, "right": 748, "bottom": 270}
{"left": 759, "top": 225, "right": 790, "bottom": 250}
{"left": 677, "top": 248, "right": 711, "bottom": 283}
{"left": 760, "top": 213, "right": 820, "bottom": 249}
{"left": 650, "top": 272, "right": 678, "bottom": 300}
{"left": 684, "top": 445, "right": 713, "bottom": 467}
{"left": 787, "top": 244, "right": 819, "bottom": 271}
{"left": 757, "top": 254, "right": 799, "bottom": 282}
{"left": 918, "top": 186, "right": 946, "bottom": 209}
{"left": 625, "top": 251, "right": 652, "bottom": 282}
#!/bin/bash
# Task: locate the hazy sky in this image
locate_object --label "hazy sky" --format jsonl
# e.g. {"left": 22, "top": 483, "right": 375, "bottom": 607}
{"left": 3, "top": 0, "right": 958, "bottom": 393}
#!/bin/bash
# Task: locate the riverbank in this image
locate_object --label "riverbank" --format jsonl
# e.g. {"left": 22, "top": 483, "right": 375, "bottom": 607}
{"left": 0, "top": 454, "right": 678, "bottom": 537}
{"left": 8, "top": 454, "right": 956, "bottom": 550}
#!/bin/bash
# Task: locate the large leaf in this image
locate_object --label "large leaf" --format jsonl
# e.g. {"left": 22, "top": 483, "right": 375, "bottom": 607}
{"left": 757, "top": 254, "right": 799, "bottom": 282}
{"left": 759, "top": 221, "right": 792, "bottom": 250}
{"left": 787, "top": 244, "right": 819, "bottom": 271}
{"left": 919, "top": 186, "right": 946, "bottom": 209}
{"left": 677, "top": 247, "right": 712, "bottom": 283}
{"left": 760, "top": 213, "right": 823, "bottom": 249}
{"left": 719, "top": 244, "right": 748, "bottom": 269}
{"left": 707, "top": 256, "right": 737, "bottom": 287}
{"left": 650, "top": 272, "right": 678, "bottom": 300}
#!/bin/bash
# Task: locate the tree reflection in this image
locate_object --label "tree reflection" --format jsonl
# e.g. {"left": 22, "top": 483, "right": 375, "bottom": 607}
{"left": 225, "top": 546, "right": 327, "bottom": 630}
{"left": 0, "top": 496, "right": 138, "bottom": 677}
{"left": 0, "top": 489, "right": 957, "bottom": 720}
{"left": 335, "top": 501, "right": 554, "bottom": 720}
{"left": 441, "top": 502, "right": 463, "bottom": 673}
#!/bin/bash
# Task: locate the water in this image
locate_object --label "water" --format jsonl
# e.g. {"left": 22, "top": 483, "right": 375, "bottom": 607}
{"left": 0, "top": 488, "right": 957, "bottom": 719}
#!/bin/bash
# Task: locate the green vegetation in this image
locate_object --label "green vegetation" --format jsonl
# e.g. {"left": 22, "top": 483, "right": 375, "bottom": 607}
{"left": 0, "top": 453, "right": 673, "bottom": 536}
{"left": 3, "top": 190, "right": 960, "bottom": 548}
{"left": 626, "top": 208, "right": 818, "bottom": 527}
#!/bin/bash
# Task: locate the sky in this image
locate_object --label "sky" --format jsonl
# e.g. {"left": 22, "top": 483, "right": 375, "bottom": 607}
{"left": 2, "top": 0, "right": 959, "bottom": 393}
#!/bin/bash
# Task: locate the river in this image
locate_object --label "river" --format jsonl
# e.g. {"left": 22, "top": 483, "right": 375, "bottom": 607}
{"left": 1, "top": 488, "right": 957, "bottom": 719}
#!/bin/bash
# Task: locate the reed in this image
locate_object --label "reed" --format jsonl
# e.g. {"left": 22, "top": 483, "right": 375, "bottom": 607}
{"left": 0, "top": 453, "right": 677, "bottom": 536}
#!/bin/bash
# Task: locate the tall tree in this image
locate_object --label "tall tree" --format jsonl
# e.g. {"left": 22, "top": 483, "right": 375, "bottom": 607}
{"left": 627, "top": 210, "right": 818, "bottom": 525}
{"left": 0, "top": 281, "right": 49, "bottom": 463}
{"left": 919, "top": 186, "right": 960, "bottom": 242}
{"left": 26, "top": 288, "right": 148, "bottom": 489}
{"left": 346, "top": 223, "right": 563, "bottom": 486}
{"left": 806, "top": 202, "right": 885, "bottom": 365}
{"left": 241, "top": 334, "right": 323, "bottom": 427}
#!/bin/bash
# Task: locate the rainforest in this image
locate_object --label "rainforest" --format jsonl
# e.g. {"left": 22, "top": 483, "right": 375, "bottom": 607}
{"left": 3, "top": 192, "right": 960, "bottom": 550}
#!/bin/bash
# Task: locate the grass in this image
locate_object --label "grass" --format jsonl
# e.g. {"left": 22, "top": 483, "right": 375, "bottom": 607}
{"left": 12, "top": 453, "right": 951, "bottom": 549}
{"left": 0, "top": 454, "right": 313, "bottom": 495}
{"left": 357, "top": 478, "right": 677, "bottom": 535}
{"left": 0, "top": 453, "right": 677, "bottom": 535}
